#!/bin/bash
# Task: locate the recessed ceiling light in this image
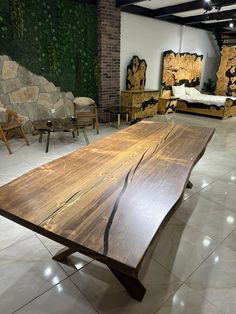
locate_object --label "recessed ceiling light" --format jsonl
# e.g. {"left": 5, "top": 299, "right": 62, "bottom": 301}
{"left": 229, "top": 22, "right": 234, "bottom": 28}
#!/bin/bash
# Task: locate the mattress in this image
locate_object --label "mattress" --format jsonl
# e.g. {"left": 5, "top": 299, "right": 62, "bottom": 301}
{"left": 179, "top": 94, "right": 236, "bottom": 107}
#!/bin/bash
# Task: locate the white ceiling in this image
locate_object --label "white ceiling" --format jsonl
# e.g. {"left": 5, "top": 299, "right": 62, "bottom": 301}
{"left": 175, "top": 4, "right": 236, "bottom": 17}
{"left": 136, "top": 0, "right": 193, "bottom": 10}
{"left": 135, "top": 1, "right": 236, "bottom": 18}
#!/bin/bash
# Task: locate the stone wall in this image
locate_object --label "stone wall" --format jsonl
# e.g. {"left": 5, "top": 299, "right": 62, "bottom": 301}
{"left": 0, "top": 55, "right": 74, "bottom": 132}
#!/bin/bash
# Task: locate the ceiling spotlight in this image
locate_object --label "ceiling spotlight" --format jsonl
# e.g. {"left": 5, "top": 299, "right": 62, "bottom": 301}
{"left": 229, "top": 22, "right": 234, "bottom": 28}
{"left": 203, "top": 0, "right": 212, "bottom": 13}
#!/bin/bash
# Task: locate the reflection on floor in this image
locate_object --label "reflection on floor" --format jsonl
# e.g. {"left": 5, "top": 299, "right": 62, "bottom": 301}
{"left": 0, "top": 112, "right": 236, "bottom": 314}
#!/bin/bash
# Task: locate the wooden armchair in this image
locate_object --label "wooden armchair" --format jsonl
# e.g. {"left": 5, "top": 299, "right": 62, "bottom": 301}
{"left": 73, "top": 97, "right": 99, "bottom": 134}
{"left": 0, "top": 110, "right": 29, "bottom": 154}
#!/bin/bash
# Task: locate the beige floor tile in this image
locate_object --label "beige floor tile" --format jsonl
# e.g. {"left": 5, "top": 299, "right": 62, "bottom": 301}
{"left": 0, "top": 216, "right": 33, "bottom": 251}
{"left": 174, "top": 194, "right": 236, "bottom": 241}
{"left": 221, "top": 227, "right": 236, "bottom": 252}
{"left": 70, "top": 259, "right": 182, "bottom": 314}
{"left": 199, "top": 180, "right": 236, "bottom": 211}
{"left": 186, "top": 244, "right": 236, "bottom": 314}
{"left": 156, "top": 284, "right": 223, "bottom": 314}
{"left": 36, "top": 234, "right": 92, "bottom": 276}
{"left": 0, "top": 235, "right": 67, "bottom": 313}
{"left": 14, "top": 278, "right": 97, "bottom": 314}
{"left": 152, "top": 218, "right": 218, "bottom": 281}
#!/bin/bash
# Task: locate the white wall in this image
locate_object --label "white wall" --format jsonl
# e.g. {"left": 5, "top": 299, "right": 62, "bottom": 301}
{"left": 120, "top": 12, "right": 220, "bottom": 91}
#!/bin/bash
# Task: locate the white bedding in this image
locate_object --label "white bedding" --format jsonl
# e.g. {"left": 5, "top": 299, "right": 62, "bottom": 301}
{"left": 179, "top": 94, "right": 236, "bottom": 107}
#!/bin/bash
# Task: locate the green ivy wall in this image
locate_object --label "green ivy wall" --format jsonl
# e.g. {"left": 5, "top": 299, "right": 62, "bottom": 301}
{"left": 0, "top": 0, "right": 98, "bottom": 100}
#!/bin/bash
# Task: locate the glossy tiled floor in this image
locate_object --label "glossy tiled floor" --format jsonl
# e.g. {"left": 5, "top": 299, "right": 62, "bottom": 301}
{"left": 0, "top": 113, "right": 236, "bottom": 314}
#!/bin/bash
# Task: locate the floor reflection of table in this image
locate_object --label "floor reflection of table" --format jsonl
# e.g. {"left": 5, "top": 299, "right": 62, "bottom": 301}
{"left": 0, "top": 121, "right": 214, "bottom": 301}
{"left": 33, "top": 117, "right": 90, "bottom": 153}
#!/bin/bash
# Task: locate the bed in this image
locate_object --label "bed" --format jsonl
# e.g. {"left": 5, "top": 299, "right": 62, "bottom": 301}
{"left": 172, "top": 85, "right": 236, "bottom": 119}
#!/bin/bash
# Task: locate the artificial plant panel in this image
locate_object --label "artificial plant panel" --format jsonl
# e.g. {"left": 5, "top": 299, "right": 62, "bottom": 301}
{"left": 0, "top": 0, "right": 98, "bottom": 100}
{"left": 162, "top": 50, "right": 203, "bottom": 89}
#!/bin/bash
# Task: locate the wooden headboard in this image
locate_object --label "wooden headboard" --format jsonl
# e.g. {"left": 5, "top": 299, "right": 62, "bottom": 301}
{"left": 162, "top": 50, "right": 204, "bottom": 92}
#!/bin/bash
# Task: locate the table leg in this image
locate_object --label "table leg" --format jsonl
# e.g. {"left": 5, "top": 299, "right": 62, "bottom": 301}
{"left": 126, "top": 113, "right": 129, "bottom": 125}
{"left": 46, "top": 131, "right": 50, "bottom": 153}
{"left": 39, "top": 132, "right": 43, "bottom": 143}
{"left": 72, "top": 131, "right": 75, "bottom": 138}
{"left": 187, "top": 180, "right": 193, "bottom": 189}
{"left": 118, "top": 113, "right": 121, "bottom": 128}
{"left": 52, "top": 247, "right": 77, "bottom": 262}
{"left": 109, "top": 112, "right": 112, "bottom": 127}
{"left": 108, "top": 266, "right": 146, "bottom": 302}
{"left": 52, "top": 246, "right": 146, "bottom": 302}
{"left": 82, "top": 128, "right": 90, "bottom": 145}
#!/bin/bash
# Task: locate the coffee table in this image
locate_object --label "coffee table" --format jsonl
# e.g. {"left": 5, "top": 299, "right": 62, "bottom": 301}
{"left": 103, "top": 106, "right": 140, "bottom": 128}
{"left": 0, "top": 121, "right": 214, "bottom": 301}
{"left": 33, "top": 117, "right": 90, "bottom": 153}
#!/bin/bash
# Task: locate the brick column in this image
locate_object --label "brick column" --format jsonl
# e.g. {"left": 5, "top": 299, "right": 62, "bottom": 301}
{"left": 97, "top": 0, "right": 121, "bottom": 118}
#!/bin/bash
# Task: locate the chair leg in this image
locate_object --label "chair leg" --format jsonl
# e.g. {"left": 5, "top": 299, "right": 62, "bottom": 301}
{"left": 0, "top": 128, "right": 12, "bottom": 154}
{"left": 95, "top": 114, "right": 99, "bottom": 134}
{"left": 19, "top": 126, "right": 29, "bottom": 146}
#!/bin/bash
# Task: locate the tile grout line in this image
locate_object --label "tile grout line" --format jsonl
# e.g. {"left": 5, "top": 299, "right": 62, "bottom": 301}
{"left": 11, "top": 277, "right": 70, "bottom": 314}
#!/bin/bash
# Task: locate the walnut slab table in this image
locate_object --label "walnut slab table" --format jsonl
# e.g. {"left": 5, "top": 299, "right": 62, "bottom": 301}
{"left": 0, "top": 121, "right": 214, "bottom": 302}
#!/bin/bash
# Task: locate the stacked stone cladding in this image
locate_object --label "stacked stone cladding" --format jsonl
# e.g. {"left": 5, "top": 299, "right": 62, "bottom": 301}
{"left": 0, "top": 55, "right": 74, "bottom": 132}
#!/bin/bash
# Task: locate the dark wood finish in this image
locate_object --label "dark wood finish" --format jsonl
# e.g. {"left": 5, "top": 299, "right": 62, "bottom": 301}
{"left": 109, "top": 266, "right": 146, "bottom": 301}
{"left": 33, "top": 118, "right": 90, "bottom": 153}
{"left": 52, "top": 247, "right": 77, "bottom": 262}
{"left": 187, "top": 180, "right": 193, "bottom": 189}
{"left": 0, "top": 121, "right": 214, "bottom": 300}
{"left": 0, "top": 110, "right": 29, "bottom": 154}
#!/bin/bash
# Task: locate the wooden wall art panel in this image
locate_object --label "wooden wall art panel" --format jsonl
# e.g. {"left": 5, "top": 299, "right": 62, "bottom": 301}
{"left": 126, "top": 56, "right": 147, "bottom": 90}
{"left": 162, "top": 50, "right": 203, "bottom": 89}
{"left": 216, "top": 46, "right": 236, "bottom": 97}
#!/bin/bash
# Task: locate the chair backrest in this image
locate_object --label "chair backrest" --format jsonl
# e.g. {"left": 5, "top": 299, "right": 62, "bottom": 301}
{"left": 73, "top": 97, "right": 95, "bottom": 107}
{"left": 6, "top": 110, "right": 22, "bottom": 124}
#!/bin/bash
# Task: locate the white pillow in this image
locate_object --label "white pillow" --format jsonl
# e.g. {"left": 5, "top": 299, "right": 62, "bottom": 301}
{"left": 172, "top": 84, "right": 186, "bottom": 97}
{"left": 185, "top": 87, "right": 201, "bottom": 96}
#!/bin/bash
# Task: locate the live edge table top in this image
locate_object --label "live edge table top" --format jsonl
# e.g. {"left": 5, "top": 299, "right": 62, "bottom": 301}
{"left": 0, "top": 121, "right": 214, "bottom": 278}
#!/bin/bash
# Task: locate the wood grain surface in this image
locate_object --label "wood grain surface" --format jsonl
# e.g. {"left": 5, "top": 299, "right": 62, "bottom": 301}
{"left": 0, "top": 121, "right": 214, "bottom": 276}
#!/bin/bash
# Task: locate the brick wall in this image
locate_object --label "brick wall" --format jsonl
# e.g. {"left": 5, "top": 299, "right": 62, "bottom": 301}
{"left": 97, "top": 0, "right": 121, "bottom": 116}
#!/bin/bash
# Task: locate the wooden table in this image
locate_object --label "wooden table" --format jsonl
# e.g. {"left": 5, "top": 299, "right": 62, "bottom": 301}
{"left": 103, "top": 106, "right": 139, "bottom": 128}
{"left": 33, "top": 117, "right": 90, "bottom": 153}
{"left": 0, "top": 121, "right": 214, "bottom": 301}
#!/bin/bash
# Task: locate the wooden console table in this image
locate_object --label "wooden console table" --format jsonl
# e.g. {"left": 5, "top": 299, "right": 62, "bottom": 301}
{"left": 0, "top": 121, "right": 214, "bottom": 301}
{"left": 121, "top": 89, "right": 159, "bottom": 119}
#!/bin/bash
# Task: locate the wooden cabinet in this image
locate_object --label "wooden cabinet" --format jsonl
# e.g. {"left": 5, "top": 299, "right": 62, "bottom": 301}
{"left": 121, "top": 89, "right": 159, "bottom": 119}
{"left": 158, "top": 97, "right": 178, "bottom": 114}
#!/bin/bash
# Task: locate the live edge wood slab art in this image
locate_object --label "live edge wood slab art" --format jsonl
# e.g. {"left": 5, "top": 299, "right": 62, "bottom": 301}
{"left": 0, "top": 121, "right": 214, "bottom": 301}
{"left": 216, "top": 46, "right": 236, "bottom": 96}
{"left": 126, "top": 55, "right": 147, "bottom": 90}
{"left": 162, "top": 50, "right": 203, "bottom": 89}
